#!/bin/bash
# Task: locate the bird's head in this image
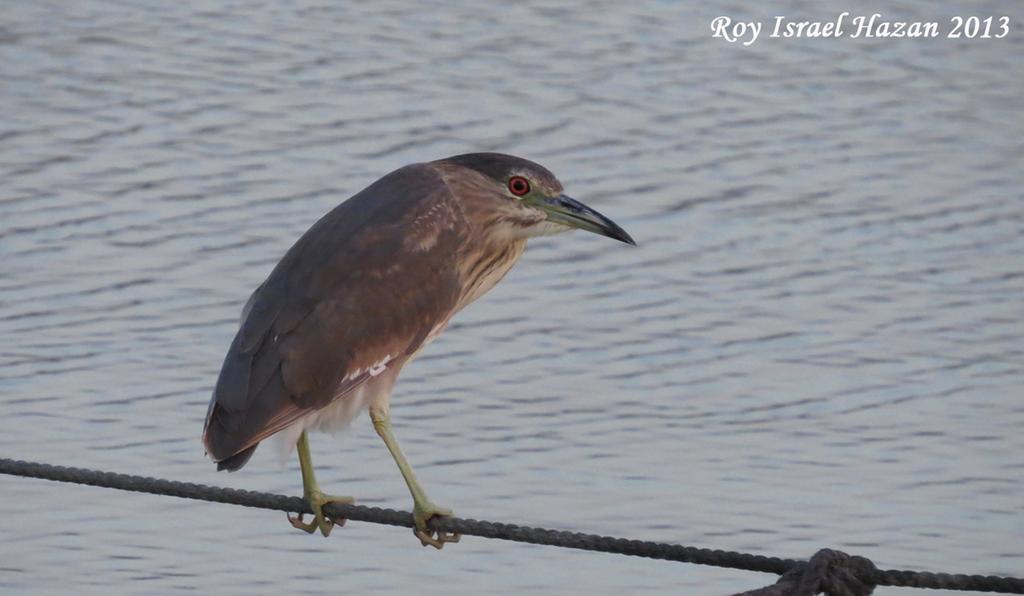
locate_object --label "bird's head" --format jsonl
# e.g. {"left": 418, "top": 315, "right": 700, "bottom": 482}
{"left": 435, "top": 153, "right": 635, "bottom": 246}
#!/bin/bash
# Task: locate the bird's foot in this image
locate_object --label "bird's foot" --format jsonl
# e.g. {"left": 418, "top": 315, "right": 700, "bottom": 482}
{"left": 288, "top": 490, "right": 354, "bottom": 537}
{"left": 413, "top": 500, "right": 461, "bottom": 549}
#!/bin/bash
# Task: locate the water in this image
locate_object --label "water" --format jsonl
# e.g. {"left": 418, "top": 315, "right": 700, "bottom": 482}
{"left": 1, "top": 1, "right": 1022, "bottom": 594}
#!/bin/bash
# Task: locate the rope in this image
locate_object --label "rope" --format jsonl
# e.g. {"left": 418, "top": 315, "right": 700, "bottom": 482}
{"left": 2, "top": 457, "right": 1022, "bottom": 594}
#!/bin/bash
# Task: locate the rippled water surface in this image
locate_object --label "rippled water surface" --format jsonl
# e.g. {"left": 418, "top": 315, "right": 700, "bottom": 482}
{"left": 2, "top": 1, "right": 1022, "bottom": 594}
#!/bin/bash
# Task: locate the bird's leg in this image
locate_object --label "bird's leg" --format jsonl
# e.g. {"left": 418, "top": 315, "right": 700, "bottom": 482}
{"left": 287, "top": 430, "right": 354, "bottom": 537}
{"left": 370, "top": 408, "right": 461, "bottom": 549}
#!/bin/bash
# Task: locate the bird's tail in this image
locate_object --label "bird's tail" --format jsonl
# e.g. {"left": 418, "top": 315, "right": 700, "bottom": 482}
{"left": 215, "top": 444, "right": 258, "bottom": 471}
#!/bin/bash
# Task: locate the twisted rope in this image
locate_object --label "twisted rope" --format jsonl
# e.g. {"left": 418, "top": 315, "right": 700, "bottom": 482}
{"left": 2, "top": 457, "right": 1021, "bottom": 594}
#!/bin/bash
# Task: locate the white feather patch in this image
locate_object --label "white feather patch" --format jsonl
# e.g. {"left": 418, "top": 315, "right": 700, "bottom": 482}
{"left": 368, "top": 354, "right": 391, "bottom": 377}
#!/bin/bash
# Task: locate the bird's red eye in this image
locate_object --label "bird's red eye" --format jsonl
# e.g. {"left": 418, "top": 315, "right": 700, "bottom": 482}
{"left": 508, "top": 176, "right": 530, "bottom": 196}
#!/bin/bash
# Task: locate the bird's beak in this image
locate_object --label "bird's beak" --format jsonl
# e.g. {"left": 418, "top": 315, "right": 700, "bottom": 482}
{"left": 536, "top": 194, "right": 636, "bottom": 246}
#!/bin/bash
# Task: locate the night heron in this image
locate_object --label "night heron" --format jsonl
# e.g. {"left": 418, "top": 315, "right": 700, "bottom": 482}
{"left": 202, "top": 153, "right": 634, "bottom": 548}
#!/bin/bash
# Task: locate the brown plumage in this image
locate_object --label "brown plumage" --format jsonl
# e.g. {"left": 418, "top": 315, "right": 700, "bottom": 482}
{"left": 201, "top": 152, "right": 633, "bottom": 543}
{"left": 205, "top": 155, "right": 545, "bottom": 467}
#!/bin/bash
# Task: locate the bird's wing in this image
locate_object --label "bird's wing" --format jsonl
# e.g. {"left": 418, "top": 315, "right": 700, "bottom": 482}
{"left": 202, "top": 163, "right": 466, "bottom": 465}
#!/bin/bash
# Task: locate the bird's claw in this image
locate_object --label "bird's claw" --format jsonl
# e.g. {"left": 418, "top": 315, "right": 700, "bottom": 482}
{"left": 415, "top": 527, "right": 461, "bottom": 549}
{"left": 288, "top": 510, "right": 346, "bottom": 536}
{"left": 413, "top": 501, "right": 461, "bottom": 549}
{"left": 288, "top": 491, "right": 353, "bottom": 537}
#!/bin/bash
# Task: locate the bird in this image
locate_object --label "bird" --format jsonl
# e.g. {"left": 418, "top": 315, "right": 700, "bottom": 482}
{"left": 202, "top": 152, "right": 634, "bottom": 548}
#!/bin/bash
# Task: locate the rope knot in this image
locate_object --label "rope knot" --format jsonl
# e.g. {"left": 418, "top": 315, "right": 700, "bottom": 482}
{"left": 736, "top": 548, "right": 879, "bottom": 596}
